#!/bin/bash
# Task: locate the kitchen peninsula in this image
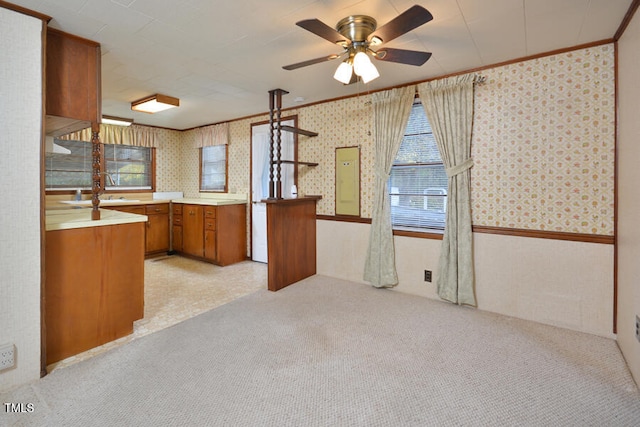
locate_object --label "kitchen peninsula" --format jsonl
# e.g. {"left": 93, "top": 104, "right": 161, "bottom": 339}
{"left": 45, "top": 209, "right": 147, "bottom": 365}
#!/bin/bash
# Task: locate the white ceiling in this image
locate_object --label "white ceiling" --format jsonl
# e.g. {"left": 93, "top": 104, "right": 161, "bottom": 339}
{"left": 9, "top": 0, "right": 633, "bottom": 130}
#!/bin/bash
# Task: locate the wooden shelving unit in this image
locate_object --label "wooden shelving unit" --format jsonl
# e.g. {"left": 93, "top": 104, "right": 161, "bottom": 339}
{"left": 267, "top": 89, "right": 318, "bottom": 199}
{"left": 264, "top": 89, "right": 321, "bottom": 292}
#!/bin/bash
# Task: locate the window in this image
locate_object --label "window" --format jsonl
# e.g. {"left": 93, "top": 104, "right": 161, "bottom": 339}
{"left": 45, "top": 139, "right": 154, "bottom": 190}
{"left": 389, "top": 100, "right": 447, "bottom": 230}
{"left": 200, "top": 145, "right": 227, "bottom": 192}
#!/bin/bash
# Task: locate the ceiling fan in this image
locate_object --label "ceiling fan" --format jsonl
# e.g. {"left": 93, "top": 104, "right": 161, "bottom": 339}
{"left": 282, "top": 5, "right": 433, "bottom": 85}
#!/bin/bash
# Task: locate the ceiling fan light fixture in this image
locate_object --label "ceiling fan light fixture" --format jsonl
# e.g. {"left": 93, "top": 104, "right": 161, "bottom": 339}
{"left": 352, "top": 51, "right": 371, "bottom": 75}
{"left": 131, "top": 94, "right": 179, "bottom": 114}
{"left": 353, "top": 51, "right": 379, "bottom": 83}
{"left": 360, "top": 63, "right": 380, "bottom": 84}
{"left": 333, "top": 61, "right": 353, "bottom": 84}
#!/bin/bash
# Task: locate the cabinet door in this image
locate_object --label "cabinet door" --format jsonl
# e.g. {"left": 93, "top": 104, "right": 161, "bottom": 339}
{"left": 146, "top": 213, "right": 170, "bottom": 254}
{"left": 145, "top": 204, "right": 170, "bottom": 254}
{"left": 46, "top": 29, "right": 100, "bottom": 125}
{"left": 204, "top": 229, "right": 216, "bottom": 262}
{"left": 172, "top": 225, "right": 183, "bottom": 252}
{"left": 172, "top": 209, "right": 183, "bottom": 252}
{"left": 182, "top": 204, "right": 204, "bottom": 257}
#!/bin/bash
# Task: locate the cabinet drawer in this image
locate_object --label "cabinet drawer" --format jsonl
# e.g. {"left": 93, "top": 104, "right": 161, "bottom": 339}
{"left": 172, "top": 204, "right": 183, "bottom": 216}
{"left": 173, "top": 215, "right": 183, "bottom": 226}
{"left": 146, "top": 204, "right": 169, "bottom": 215}
{"left": 204, "top": 219, "right": 216, "bottom": 230}
{"left": 204, "top": 207, "right": 216, "bottom": 219}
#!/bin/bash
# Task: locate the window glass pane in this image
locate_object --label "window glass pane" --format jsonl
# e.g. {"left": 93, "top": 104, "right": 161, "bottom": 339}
{"left": 104, "top": 144, "right": 152, "bottom": 189}
{"left": 389, "top": 101, "right": 446, "bottom": 230}
{"left": 201, "top": 145, "right": 227, "bottom": 192}
{"left": 45, "top": 139, "right": 153, "bottom": 190}
{"left": 44, "top": 139, "right": 92, "bottom": 189}
{"left": 390, "top": 165, "right": 447, "bottom": 229}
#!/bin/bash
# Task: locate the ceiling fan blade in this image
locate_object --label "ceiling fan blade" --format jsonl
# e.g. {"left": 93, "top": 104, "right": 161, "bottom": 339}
{"left": 369, "top": 5, "right": 433, "bottom": 45}
{"left": 296, "top": 19, "right": 350, "bottom": 45}
{"left": 374, "top": 48, "right": 432, "bottom": 66}
{"left": 282, "top": 53, "right": 342, "bottom": 71}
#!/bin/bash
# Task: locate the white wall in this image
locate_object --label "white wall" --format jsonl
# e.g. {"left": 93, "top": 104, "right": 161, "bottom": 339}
{"left": 616, "top": 11, "right": 640, "bottom": 384}
{"left": 317, "top": 220, "right": 614, "bottom": 337}
{"left": 0, "top": 8, "right": 43, "bottom": 393}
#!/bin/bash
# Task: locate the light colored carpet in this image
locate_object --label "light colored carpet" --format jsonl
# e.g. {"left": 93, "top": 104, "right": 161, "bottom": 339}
{"left": 2, "top": 275, "right": 639, "bottom": 426}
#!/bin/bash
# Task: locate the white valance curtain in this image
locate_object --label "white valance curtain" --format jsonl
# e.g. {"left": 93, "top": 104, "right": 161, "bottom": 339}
{"left": 193, "top": 122, "right": 229, "bottom": 148}
{"left": 417, "top": 74, "right": 479, "bottom": 306}
{"left": 363, "top": 86, "right": 415, "bottom": 288}
{"left": 59, "top": 123, "right": 160, "bottom": 147}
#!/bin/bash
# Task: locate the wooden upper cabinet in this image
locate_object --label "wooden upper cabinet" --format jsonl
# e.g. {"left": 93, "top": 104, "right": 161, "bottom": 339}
{"left": 45, "top": 28, "right": 101, "bottom": 136}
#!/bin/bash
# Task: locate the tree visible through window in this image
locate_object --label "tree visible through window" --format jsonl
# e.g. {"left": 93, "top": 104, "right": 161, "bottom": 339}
{"left": 389, "top": 100, "right": 447, "bottom": 230}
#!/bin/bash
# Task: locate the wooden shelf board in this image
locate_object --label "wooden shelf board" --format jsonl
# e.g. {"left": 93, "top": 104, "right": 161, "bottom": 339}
{"left": 273, "top": 160, "right": 319, "bottom": 167}
{"left": 280, "top": 125, "right": 318, "bottom": 137}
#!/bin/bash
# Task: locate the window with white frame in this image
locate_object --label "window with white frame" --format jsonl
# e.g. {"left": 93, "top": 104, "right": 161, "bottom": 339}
{"left": 45, "top": 139, "right": 153, "bottom": 190}
{"left": 389, "top": 100, "right": 447, "bottom": 230}
{"left": 200, "top": 145, "right": 227, "bottom": 192}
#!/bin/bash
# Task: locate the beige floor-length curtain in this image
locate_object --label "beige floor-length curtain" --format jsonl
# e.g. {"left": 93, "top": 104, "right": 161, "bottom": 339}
{"left": 363, "top": 86, "right": 415, "bottom": 288}
{"left": 417, "top": 74, "right": 478, "bottom": 306}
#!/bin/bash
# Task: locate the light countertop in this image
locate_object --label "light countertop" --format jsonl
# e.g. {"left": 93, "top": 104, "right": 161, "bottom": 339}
{"left": 46, "top": 208, "right": 148, "bottom": 231}
{"left": 171, "top": 198, "right": 247, "bottom": 206}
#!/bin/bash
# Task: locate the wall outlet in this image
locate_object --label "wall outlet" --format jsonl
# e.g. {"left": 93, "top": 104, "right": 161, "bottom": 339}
{"left": 0, "top": 343, "right": 15, "bottom": 371}
{"left": 424, "top": 270, "right": 432, "bottom": 282}
{"left": 636, "top": 315, "right": 640, "bottom": 343}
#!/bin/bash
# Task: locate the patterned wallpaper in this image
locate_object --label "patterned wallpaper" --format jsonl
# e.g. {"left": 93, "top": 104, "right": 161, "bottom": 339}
{"left": 472, "top": 44, "right": 615, "bottom": 235}
{"left": 159, "top": 43, "right": 615, "bottom": 236}
{"left": 154, "top": 128, "right": 184, "bottom": 193}
{"left": 296, "top": 96, "right": 375, "bottom": 217}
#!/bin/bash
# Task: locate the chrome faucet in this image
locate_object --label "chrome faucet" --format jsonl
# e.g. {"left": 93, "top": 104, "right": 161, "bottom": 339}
{"left": 100, "top": 172, "right": 116, "bottom": 186}
{"left": 96, "top": 172, "right": 116, "bottom": 197}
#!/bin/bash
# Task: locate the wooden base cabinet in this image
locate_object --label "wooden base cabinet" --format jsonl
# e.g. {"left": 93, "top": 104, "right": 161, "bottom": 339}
{"left": 103, "top": 203, "right": 170, "bottom": 257}
{"left": 145, "top": 204, "right": 170, "bottom": 255}
{"left": 265, "top": 197, "right": 320, "bottom": 292}
{"left": 204, "top": 206, "right": 217, "bottom": 262}
{"left": 45, "top": 222, "right": 145, "bottom": 365}
{"left": 183, "top": 204, "right": 204, "bottom": 257}
{"left": 173, "top": 203, "right": 246, "bottom": 266}
{"left": 172, "top": 203, "right": 183, "bottom": 252}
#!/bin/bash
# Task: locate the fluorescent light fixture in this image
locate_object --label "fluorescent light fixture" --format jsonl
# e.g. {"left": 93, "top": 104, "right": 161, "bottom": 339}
{"left": 333, "top": 61, "right": 353, "bottom": 84}
{"left": 102, "top": 115, "right": 133, "bottom": 126}
{"left": 131, "top": 94, "right": 179, "bottom": 114}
